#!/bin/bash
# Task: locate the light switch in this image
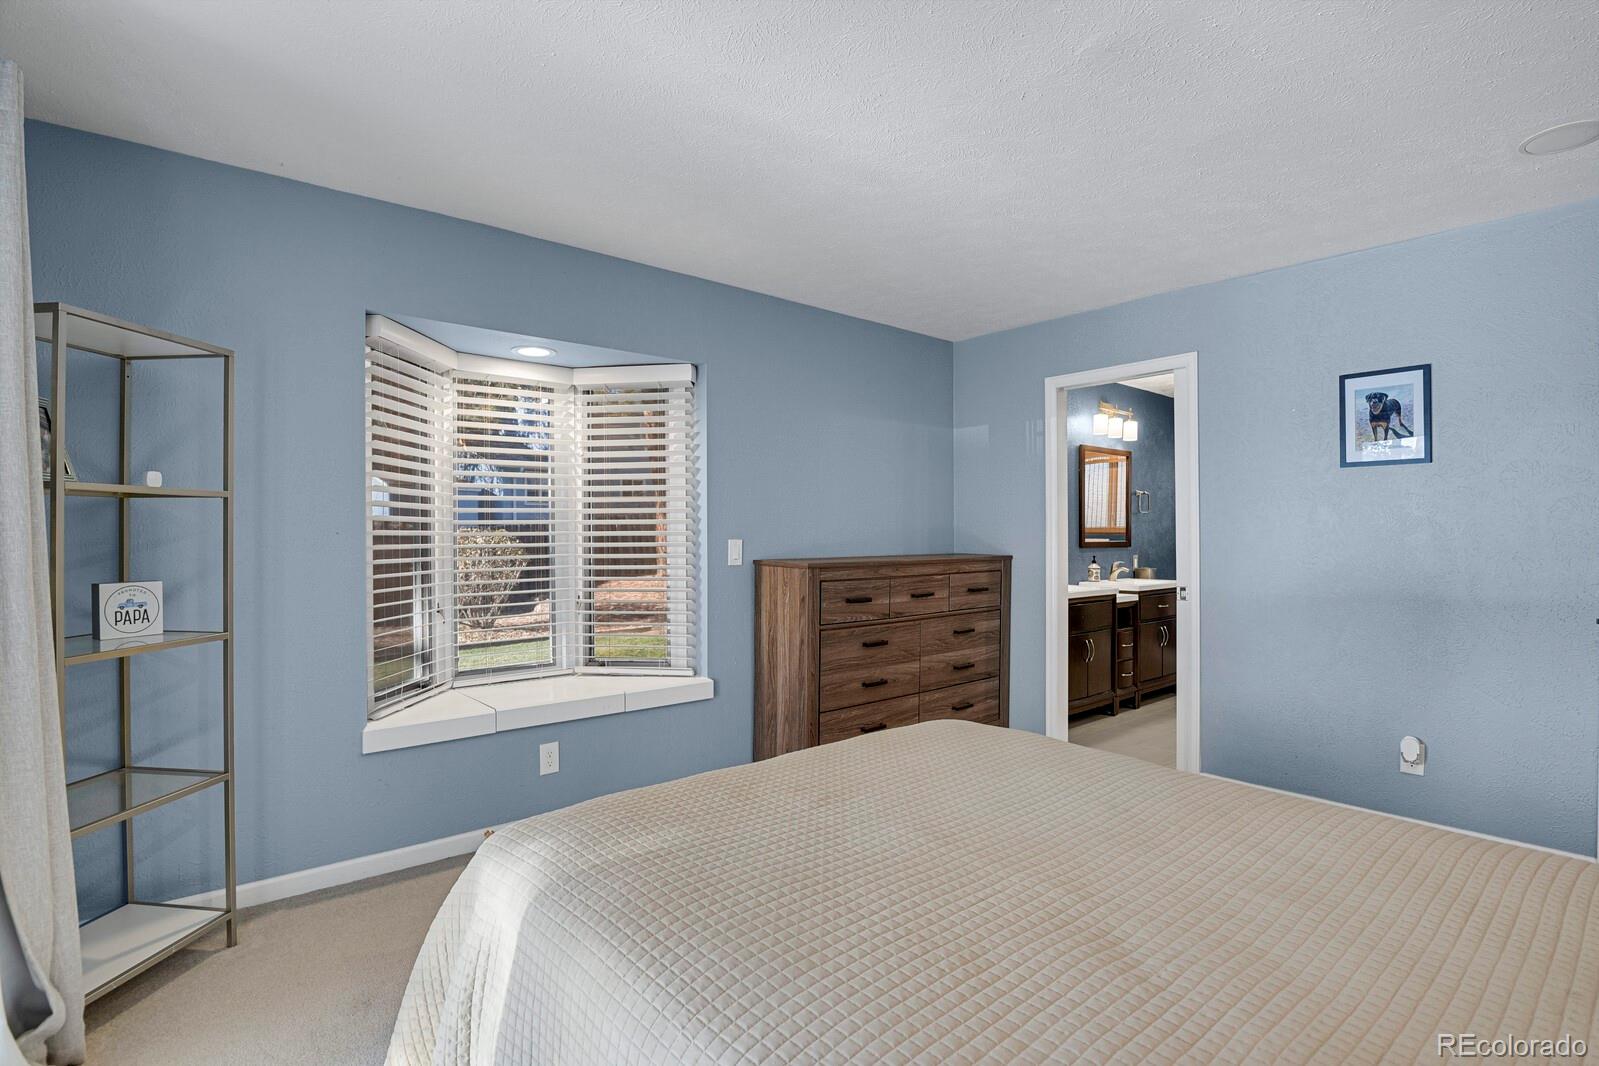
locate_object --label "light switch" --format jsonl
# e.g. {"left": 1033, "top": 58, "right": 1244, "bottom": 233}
{"left": 727, "top": 539, "right": 743, "bottom": 566}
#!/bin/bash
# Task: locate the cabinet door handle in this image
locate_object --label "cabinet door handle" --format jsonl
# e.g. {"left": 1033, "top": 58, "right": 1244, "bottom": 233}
{"left": 859, "top": 723, "right": 888, "bottom": 733}
{"left": 861, "top": 639, "right": 889, "bottom": 648}
{"left": 952, "top": 626, "right": 976, "bottom": 635}
{"left": 952, "top": 661, "right": 976, "bottom": 671}
{"left": 844, "top": 595, "right": 874, "bottom": 604}
{"left": 1159, "top": 625, "right": 1169, "bottom": 647}
{"left": 951, "top": 701, "right": 975, "bottom": 711}
{"left": 1082, "top": 638, "right": 1094, "bottom": 663}
{"left": 966, "top": 586, "right": 990, "bottom": 593}
{"left": 909, "top": 590, "right": 936, "bottom": 599}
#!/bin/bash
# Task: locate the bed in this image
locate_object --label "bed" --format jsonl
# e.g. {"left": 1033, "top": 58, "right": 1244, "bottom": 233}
{"left": 387, "top": 721, "right": 1599, "bottom": 1064}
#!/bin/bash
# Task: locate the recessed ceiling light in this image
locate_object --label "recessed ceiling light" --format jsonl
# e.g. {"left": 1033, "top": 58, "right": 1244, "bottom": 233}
{"left": 513, "top": 344, "right": 557, "bottom": 358}
{"left": 1520, "top": 120, "right": 1599, "bottom": 156}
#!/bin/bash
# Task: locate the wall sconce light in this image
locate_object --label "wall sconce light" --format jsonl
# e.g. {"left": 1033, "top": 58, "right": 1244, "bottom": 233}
{"left": 1095, "top": 401, "right": 1135, "bottom": 441}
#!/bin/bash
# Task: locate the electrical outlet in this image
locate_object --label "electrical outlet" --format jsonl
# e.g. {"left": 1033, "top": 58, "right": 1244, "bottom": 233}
{"left": 539, "top": 741, "right": 559, "bottom": 776}
{"left": 727, "top": 538, "right": 743, "bottom": 566}
{"left": 1399, "top": 735, "right": 1425, "bottom": 776}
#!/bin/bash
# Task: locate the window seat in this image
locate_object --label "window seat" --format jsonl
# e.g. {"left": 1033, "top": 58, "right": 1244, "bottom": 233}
{"left": 362, "top": 675, "right": 715, "bottom": 754}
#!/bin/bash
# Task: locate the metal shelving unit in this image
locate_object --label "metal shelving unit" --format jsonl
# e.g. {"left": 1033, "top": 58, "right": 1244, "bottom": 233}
{"left": 38, "top": 303, "right": 237, "bottom": 1004}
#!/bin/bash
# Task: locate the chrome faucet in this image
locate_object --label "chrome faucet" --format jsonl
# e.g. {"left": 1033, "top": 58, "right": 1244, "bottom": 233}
{"left": 1109, "top": 561, "right": 1131, "bottom": 581}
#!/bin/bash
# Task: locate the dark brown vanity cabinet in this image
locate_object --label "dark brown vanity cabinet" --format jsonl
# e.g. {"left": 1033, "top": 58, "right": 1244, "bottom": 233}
{"left": 1136, "top": 589, "right": 1177, "bottom": 687}
{"left": 1067, "top": 596, "right": 1116, "bottom": 711}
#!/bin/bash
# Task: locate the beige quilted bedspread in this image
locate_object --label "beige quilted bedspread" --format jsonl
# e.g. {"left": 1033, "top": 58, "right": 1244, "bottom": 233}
{"left": 387, "top": 721, "right": 1599, "bottom": 1064}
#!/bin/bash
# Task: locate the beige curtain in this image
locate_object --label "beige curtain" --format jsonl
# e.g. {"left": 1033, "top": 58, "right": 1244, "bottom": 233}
{"left": 0, "top": 59, "right": 85, "bottom": 1065}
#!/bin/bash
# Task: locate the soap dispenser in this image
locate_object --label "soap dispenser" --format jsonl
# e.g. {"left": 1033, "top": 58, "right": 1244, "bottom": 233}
{"left": 1086, "top": 555, "right": 1102, "bottom": 582}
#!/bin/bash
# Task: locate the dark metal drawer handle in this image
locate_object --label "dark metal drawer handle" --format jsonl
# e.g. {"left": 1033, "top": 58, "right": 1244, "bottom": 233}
{"left": 909, "top": 591, "right": 937, "bottom": 599}
{"left": 844, "top": 595, "right": 874, "bottom": 604}
{"left": 861, "top": 678, "right": 889, "bottom": 688}
{"left": 950, "top": 701, "right": 975, "bottom": 711}
{"left": 966, "top": 586, "right": 990, "bottom": 593}
{"left": 952, "top": 662, "right": 976, "bottom": 671}
{"left": 952, "top": 627, "right": 976, "bottom": 635}
{"left": 861, "top": 638, "right": 889, "bottom": 648}
{"left": 859, "top": 723, "right": 888, "bottom": 733}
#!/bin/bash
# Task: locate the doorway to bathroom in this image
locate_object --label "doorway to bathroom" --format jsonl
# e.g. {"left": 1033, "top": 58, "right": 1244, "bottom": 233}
{"left": 1043, "top": 353, "right": 1199, "bottom": 771}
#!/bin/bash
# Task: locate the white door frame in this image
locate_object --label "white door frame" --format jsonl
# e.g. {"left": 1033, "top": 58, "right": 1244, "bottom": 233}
{"left": 1043, "top": 352, "right": 1201, "bottom": 772}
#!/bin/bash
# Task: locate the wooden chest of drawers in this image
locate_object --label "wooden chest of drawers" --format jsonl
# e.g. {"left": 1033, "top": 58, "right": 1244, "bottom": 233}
{"left": 754, "top": 554, "right": 1011, "bottom": 759}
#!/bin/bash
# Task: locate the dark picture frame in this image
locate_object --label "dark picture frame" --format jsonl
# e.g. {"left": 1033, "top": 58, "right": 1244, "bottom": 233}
{"left": 1339, "top": 363, "right": 1432, "bottom": 468}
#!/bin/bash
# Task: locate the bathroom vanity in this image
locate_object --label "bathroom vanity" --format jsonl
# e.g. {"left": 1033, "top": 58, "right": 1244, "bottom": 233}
{"left": 1066, "top": 580, "right": 1177, "bottom": 716}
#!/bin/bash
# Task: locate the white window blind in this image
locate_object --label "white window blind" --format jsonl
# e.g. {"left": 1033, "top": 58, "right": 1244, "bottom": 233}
{"left": 577, "top": 371, "right": 699, "bottom": 669}
{"left": 365, "top": 345, "right": 452, "bottom": 709}
{"left": 452, "top": 374, "right": 574, "bottom": 681}
{"left": 365, "top": 318, "right": 699, "bottom": 719}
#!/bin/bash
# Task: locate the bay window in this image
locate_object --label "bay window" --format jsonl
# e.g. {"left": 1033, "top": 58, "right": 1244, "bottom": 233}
{"left": 364, "top": 316, "right": 699, "bottom": 720}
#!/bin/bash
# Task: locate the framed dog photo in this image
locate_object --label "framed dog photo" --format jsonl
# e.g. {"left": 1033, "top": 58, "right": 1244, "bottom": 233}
{"left": 1339, "top": 364, "right": 1431, "bottom": 467}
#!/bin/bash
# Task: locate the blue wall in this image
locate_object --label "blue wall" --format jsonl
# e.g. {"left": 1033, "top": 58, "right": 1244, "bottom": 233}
{"left": 1064, "top": 382, "right": 1175, "bottom": 582}
{"left": 24, "top": 122, "right": 955, "bottom": 908}
{"left": 27, "top": 119, "right": 1599, "bottom": 887}
{"left": 955, "top": 198, "right": 1599, "bottom": 855}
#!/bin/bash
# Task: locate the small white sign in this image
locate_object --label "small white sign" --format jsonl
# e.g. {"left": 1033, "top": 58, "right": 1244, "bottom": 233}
{"left": 93, "top": 581, "right": 164, "bottom": 641}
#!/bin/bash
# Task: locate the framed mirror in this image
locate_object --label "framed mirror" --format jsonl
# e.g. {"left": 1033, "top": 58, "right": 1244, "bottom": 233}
{"left": 1078, "top": 444, "right": 1131, "bottom": 548}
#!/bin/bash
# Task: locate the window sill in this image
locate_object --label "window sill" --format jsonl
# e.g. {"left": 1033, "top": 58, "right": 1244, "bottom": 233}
{"left": 361, "top": 675, "right": 715, "bottom": 755}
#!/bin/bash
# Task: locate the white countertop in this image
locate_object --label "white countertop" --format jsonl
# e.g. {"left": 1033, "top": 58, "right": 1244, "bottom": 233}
{"left": 1067, "top": 579, "right": 1177, "bottom": 605}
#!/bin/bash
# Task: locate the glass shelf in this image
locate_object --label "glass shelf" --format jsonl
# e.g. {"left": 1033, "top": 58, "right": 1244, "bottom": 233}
{"left": 80, "top": 903, "right": 230, "bottom": 1000}
{"left": 67, "top": 766, "right": 228, "bottom": 837}
{"left": 63, "top": 630, "right": 229, "bottom": 666}
{"left": 53, "top": 482, "right": 228, "bottom": 499}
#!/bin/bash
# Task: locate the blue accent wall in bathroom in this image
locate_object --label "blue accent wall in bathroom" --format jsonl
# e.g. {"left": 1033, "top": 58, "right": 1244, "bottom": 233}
{"left": 1064, "top": 382, "right": 1175, "bottom": 582}
{"left": 24, "top": 122, "right": 955, "bottom": 911}
{"left": 954, "top": 197, "right": 1599, "bottom": 855}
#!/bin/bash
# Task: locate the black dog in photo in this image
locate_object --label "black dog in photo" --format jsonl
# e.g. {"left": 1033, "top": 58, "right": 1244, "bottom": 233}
{"left": 1365, "top": 392, "right": 1413, "bottom": 440}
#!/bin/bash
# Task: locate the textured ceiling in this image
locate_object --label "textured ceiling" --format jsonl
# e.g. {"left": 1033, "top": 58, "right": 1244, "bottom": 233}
{"left": 4, "top": 0, "right": 1597, "bottom": 340}
{"left": 1118, "top": 374, "right": 1174, "bottom": 398}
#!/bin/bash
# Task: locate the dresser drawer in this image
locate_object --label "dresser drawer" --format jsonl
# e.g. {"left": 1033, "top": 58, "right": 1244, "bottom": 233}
{"left": 820, "top": 657, "right": 921, "bottom": 712}
{"left": 820, "top": 579, "right": 890, "bottom": 625}
{"left": 1139, "top": 589, "right": 1176, "bottom": 620}
{"left": 1068, "top": 597, "right": 1115, "bottom": 633}
{"left": 820, "top": 694, "right": 921, "bottom": 745}
{"left": 919, "top": 679, "right": 1000, "bottom": 725}
{"left": 820, "top": 620, "right": 918, "bottom": 673}
{"left": 1116, "top": 627, "right": 1136, "bottom": 661}
{"left": 920, "top": 611, "right": 1000, "bottom": 658}
{"left": 919, "top": 617, "right": 1001, "bottom": 690}
{"left": 890, "top": 574, "right": 949, "bottom": 616}
{"left": 948, "top": 570, "right": 1001, "bottom": 612}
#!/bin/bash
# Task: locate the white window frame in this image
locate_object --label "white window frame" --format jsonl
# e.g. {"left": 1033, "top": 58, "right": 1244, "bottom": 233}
{"left": 364, "top": 316, "right": 701, "bottom": 722}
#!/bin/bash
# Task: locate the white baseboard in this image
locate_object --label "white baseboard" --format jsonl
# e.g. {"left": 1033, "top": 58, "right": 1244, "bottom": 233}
{"left": 170, "top": 822, "right": 505, "bottom": 911}
{"left": 1202, "top": 772, "right": 1594, "bottom": 862}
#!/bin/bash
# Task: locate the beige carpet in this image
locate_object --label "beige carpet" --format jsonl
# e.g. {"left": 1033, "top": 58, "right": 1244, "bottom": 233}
{"left": 1068, "top": 693, "right": 1176, "bottom": 767}
{"left": 84, "top": 855, "right": 469, "bottom": 1066}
